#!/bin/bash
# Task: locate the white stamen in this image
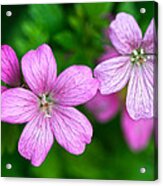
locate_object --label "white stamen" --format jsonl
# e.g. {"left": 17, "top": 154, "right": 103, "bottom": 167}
{"left": 44, "top": 114, "right": 52, "bottom": 118}
{"left": 133, "top": 49, "right": 138, "bottom": 55}
{"left": 42, "top": 94, "right": 47, "bottom": 104}
{"left": 140, "top": 48, "right": 144, "bottom": 55}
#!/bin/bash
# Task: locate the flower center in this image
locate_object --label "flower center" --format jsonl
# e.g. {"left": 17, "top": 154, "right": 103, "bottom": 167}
{"left": 130, "top": 48, "right": 149, "bottom": 66}
{"left": 39, "top": 94, "right": 54, "bottom": 118}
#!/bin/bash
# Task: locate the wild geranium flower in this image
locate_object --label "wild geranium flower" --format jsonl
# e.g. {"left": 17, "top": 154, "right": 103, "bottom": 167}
{"left": 1, "top": 44, "right": 99, "bottom": 166}
{"left": 94, "top": 13, "right": 157, "bottom": 120}
{"left": 1, "top": 45, "right": 21, "bottom": 92}
{"left": 122, "top": 108, "right": 153, "bottom": 151}
{"left": 93, "top": 44, "right": 154, "bottom": 151}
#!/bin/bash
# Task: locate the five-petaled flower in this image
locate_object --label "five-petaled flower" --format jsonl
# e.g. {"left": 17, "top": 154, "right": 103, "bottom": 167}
{"left": 87, "top": 44, "right": 154, "bottom": 151}
{"left": 1, "top": 44, "right": 99, "bottom": 166}
{"left": 94, "top": 13, "right": 157, "bottom": 120}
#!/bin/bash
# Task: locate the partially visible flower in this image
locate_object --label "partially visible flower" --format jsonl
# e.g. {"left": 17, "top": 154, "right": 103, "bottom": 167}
{"left": 121, "top": 108, "right": 153, "bottom": 151}
{"left": 94, "top": 13, "right": 157, "bottom": 120}
{"left": 1, "top": 45, "right": 21, "bottom": 88}
{"left": 85, "top": 91, "right": 119, "bottom": 123}
{"left": 1, "top": 44, "right": 99, "bottom": 166}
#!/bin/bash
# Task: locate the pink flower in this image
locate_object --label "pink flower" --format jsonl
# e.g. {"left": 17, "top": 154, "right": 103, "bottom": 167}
{"left": 121, "top": 108, "right": 153, "bottom": 151}
{"left": 85, "top": 91, "right": 119, "bottom": 123}
{"left": 1, "top": 44, "right": 99, "bottom": 166}
{"left": 1, "top": 45, "right": 21, "bottom": 88}
{"left": 94, "top": 13, "right": 157, "bottom": 120}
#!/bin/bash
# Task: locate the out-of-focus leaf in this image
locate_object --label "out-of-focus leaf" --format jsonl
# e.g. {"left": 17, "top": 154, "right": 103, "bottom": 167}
{"left": 82, "top": 3, "right": 113, "bottom": 19}
{"left": 53, "top": 31, "right": 78, "bottom": 50}
{"left": 8, "top": 4, "right": 64, "bottom": 56}
{"left": 29, "top": 147, "right": 63, "bottom": 178}
{"left": 29, "top": 4, "right": 64, "bottom": 33}
{"left": 1, "top": 123, "right": 20, "bottom": 155}
{"left": 117, "top": 2, "right": 139, "bottom": 20}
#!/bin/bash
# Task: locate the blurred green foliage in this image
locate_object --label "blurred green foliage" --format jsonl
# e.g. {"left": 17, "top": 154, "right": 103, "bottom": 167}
{"left": 1, "top": 1, "right": 157, "bottom": 180}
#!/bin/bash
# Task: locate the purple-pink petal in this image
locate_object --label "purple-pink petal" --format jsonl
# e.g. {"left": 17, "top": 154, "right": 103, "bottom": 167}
{"left": 51, "top": 105, "right": 93, "bottom": 155}
{"left": 52, "top": 65, "right": 99, "bottom": 106}
{"left": 85, "top": 92, "right": 119, "bottom": 123}
{"left": 121, "top": 108, "right": 153, "bottom": 151}
{"left": 109, "top": 13, "right": 142, "bottom": 54}
{"left": 94, "top": 56, "right": 132, "bottom": 95}
{"left": 126, "top": 58, "right": 154, "bottom": 120}
{"left": 1, "top": 88, "right": 39, "bottom": 124}
{"left": 154, "top": 117, "right": 158, "bottom": 147}
{"left": 21, "top": 44, "right": 57, "bottom": 96}
{"left": 1, "top": 45, "right": 21, "bottom": 86}
{"left": 1, "top": 86, "right": 7, "bottom": 93}
{"left": 18, "top": 114, "right": 54, "bottom": 166}
{"left": 141, "top": 19, "right": 157, "bottom": 54}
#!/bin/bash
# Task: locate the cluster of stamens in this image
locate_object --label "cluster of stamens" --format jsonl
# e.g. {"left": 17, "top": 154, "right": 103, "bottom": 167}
{"left": 39, "top": 94, "right": 54, "bottom": 118}
{"left": 130, "top": 48, "right": 149, "bottom": 66}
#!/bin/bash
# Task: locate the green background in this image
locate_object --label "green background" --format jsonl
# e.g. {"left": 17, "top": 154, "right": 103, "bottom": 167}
{"left": 1, "top": 1, "right": 158, "bottom": 180}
